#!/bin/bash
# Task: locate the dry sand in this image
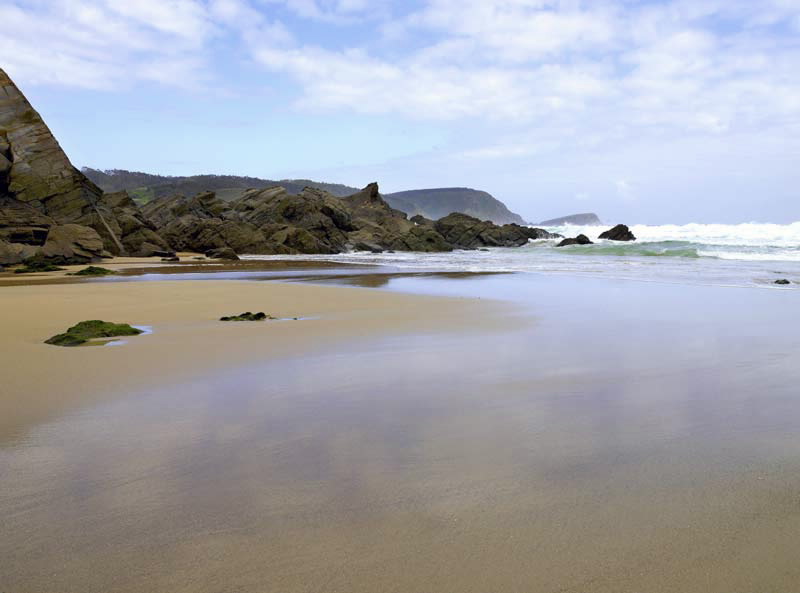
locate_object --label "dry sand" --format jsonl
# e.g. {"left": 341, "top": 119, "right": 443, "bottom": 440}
{"left": 0, "top": 277, "right": 509, "bottom": 442}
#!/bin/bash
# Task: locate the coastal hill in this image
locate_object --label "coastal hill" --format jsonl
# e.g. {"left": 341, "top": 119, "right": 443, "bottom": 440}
{"left": 385, "top": 188, "right": 524, "bottom": 225}
{"left": 82, "top": 169, "right": 525, "bottom": 225}
{"left": 0, "top": 68, "right": 558, "bottom": 266}
{"left": 538, "top": 213, "right": 602, "bottom": 226}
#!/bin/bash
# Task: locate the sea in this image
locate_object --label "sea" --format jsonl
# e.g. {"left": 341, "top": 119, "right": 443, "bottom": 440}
{"left": 243, "top": 222, "right": 800, "bottom": 289}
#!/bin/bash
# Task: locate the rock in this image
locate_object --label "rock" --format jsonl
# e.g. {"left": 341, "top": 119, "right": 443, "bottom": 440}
{"left": 45, "top": 320, "right": 143, "bottom": 347}
{"left": 557, "top": 234, "right": 594, "bottom": 247}
{"left": 0, "top": 69, "right": 124, "bottom": 253}
{"left": 161, "top": 256, "right": 180, "bottom": 262}
{"left": 220, "top": 312, "right": 273, "bottom": 321}
{"left": 0, "top": 238, "right": 27, "bottom": 265}
{"left": 520, "top": 227, "right": 563, "bottom": 240}
{"left": 205, "top": 247, "right": 239, "bottom": 260}
{"left": 93, "top": 190, "right": 171, "bottom": 256}
{"left": 775, "top": 279, "right": 791, "bottom": 285}
{"left": 433, "top": 213, "right": 534, "bottom": 249}
{"left": 149, "top": 249, "right": 176, "bottom": 258}
{"left": 353, "top": 241, "right": 384, "bottom": 253}
{"left": 39, "top": 224, "right": 105, "bottom": 263}
{"left": 410, "top": 214, "right": 434, "bottom": 227}
{"left": 69, "top": 265, "right": 114, "bottom": 276}
{"left": 388, "top": 226, "right": 454, "bottom": 252}
{"left": 599, "top": 224, "right": 636, "bottom": 241}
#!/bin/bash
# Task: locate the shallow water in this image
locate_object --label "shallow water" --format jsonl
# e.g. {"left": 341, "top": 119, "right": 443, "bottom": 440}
{"left": 239, "top": 220, "right": 800, "bottom": 290}
{"left": 2, "top": 273, "right": 800, "bottom": 592}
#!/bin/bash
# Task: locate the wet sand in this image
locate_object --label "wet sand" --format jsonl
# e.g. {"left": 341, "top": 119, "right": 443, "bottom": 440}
{"left": 0, "top": 277, "right": 508, "bottom": 442}
{"left": 2, "top": 270, "right": 800, "bottom": 592}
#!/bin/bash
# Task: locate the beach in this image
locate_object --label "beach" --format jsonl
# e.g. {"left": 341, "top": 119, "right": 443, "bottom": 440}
{"left": 2, "top": 263, "right": 800, "bottom": 592}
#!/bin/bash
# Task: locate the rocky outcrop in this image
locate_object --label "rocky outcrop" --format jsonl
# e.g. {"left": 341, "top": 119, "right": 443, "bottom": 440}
{"left": 432, "top": 213, "right": 558, "bottom": 249}
{"left": 231, "top": 186, "right": 354, "bottom": 253}
{"left": 557, "top": 234, "right": 593, "bottom": 247}
{"left": 0, "top": 69, "right": 123, "bottom": 252}
{"left": 0, "top": 68, "right": 586, "bottom": 261}
{"left": 39, "top": 224, "right": 105, "bottom": 264}
{"left": 599, "top": 224, "right": 636, "bottom": 241}
{"left": 0, "top": 68, "right": 134, "bottom": 261}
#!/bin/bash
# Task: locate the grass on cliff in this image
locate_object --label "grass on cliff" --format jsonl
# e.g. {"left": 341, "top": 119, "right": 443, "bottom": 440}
{"left": 45, "top": 320, "right": 143, "bottom": 347}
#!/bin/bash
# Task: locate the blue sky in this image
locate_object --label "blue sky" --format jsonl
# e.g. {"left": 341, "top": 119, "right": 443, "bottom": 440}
{"left": 2, "top": 0, "right": 799, "bottom": 224}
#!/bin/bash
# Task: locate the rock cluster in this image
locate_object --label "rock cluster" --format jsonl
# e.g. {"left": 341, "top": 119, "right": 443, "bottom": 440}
{"left": 1, "top": 68, "right": 571, "bottom": 266}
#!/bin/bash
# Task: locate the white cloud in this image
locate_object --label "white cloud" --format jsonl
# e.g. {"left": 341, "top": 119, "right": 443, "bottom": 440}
{"left": 0, "top": 0, "right": 218, "bottom": 90}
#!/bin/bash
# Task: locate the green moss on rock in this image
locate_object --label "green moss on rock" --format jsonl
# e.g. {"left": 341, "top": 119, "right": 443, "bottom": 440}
{"left": 220, "top": 311, "right": 274, "bottom": 321}
{"left": 69, "top": 266, "right": 115, "bottom": 276}
{"left": 14, "top": 261, "right": 65, "bottom": 274}
{"left": 45, "top": 320, "right": 143, "bottom": 347}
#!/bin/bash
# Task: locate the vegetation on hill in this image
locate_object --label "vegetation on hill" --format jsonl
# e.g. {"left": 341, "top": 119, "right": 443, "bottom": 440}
{"left": 82, "top": 169, "right": 526, "bottom": 224}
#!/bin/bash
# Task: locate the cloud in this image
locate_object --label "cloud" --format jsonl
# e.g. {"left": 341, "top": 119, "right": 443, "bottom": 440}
{"left": 0, "top": 0, "right": 218, "bottom": 90}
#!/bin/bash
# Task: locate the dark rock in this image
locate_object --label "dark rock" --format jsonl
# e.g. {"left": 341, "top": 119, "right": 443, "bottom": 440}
{"left": 519, "top": 227, "right": 563, "bottom": 240}
{"left": 599, "top": 224, "right": 636, "bottom": 241}
{"left": 353, "top": 241, "right": 384, "bottom": 253}
{"left": 39, "top": 224, "right": 105, "bottom": 264}
{"left": 557, "top": 234, "right": 594, "bottom": 247}
{"left": 220, "top": 311, "right": 272, "bottom": 321}
{"left": 409, "top": 214, "right": 434, "bottom": 227}
{"left": 69, "top": 266, "right": 114, "bottom": 276}
{"left": 0, "top": 69, "right": 124, "bottom": 253}
{"left": 205, "top": 247, "right": 239, "bottom": 260}
{"left": 387, "top": 226, "right": 453, "bottom": 252}
{"left": 161, "top": 256, "right": 180, "bottom": 262}
{"left": 775, "top": 279, "right": 791, "bottom": 285}
{"left": 433, "top": 213, "right": 534, "bottom": 249}
{"left": 45, "top": 320, "right": 143, "bottom": 347}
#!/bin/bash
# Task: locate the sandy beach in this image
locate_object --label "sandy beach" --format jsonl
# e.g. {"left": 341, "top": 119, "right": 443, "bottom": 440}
{"left": 2, "top": 267, "right": 800, "bottom": 593}
{"left": 0, "top": 269, "right": 508, "bottom": 442}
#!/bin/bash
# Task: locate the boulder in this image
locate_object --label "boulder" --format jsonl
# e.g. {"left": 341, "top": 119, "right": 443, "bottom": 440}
{"left": 557, "top": 234, "right": 593, "bottom": 247}
{"left": 352, "top": 241, "right": 384, "bottom": 253}
{"left": 39, "top": 224, "right": 105, "bottom": 263}
{"left": 205, "top": 247, "right": 239, "bottom": 260}
{"left": 599, "top": 224, "right": 636, "bottom": 241}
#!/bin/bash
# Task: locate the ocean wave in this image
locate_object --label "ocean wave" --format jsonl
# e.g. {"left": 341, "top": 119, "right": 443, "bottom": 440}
{"left": 543, "top": 221, "right": 800, "bottom": 249}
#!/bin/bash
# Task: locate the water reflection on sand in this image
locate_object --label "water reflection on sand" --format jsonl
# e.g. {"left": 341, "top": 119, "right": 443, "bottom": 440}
{"left": 2, "top": 273, "right": 800, "bottom": 593}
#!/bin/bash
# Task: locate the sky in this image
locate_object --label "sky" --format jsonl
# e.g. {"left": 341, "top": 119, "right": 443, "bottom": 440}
{"left": 2, "top": 0, "right": 799, "bottom": 224}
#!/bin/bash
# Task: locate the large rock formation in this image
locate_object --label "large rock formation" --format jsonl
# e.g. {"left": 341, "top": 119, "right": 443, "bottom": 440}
{"left": 0, "top": 67, "right": 570, "bottom": 264}
{"left": 0, "top": 68, "right": 128, "bottom": 263}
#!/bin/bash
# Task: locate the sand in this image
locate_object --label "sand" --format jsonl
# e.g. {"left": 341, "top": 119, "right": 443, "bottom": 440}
{"left": 3, "top": 270, "right": 800, "bottom": 593}
{"left": 0, "top": 277, "right": 508, "bottom": 442}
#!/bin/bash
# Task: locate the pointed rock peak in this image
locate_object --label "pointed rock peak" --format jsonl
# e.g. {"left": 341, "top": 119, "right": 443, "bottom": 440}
{"left": 365, "top": 182, "right": 380, "bottom": 200}
{"left": 0, "top": 68, "right": 104, "bottom": 221}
